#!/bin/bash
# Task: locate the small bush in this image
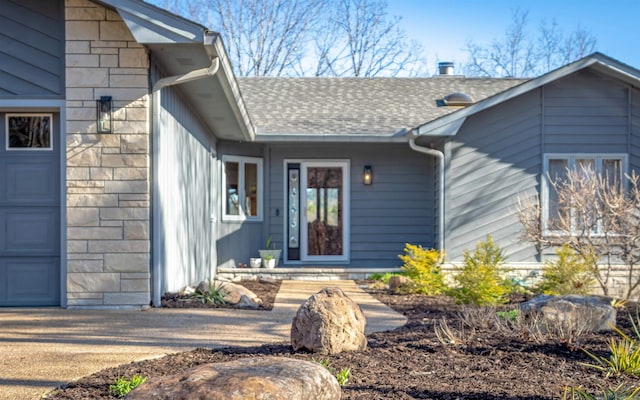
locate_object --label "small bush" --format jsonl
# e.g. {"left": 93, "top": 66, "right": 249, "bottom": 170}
{"left": 312, "top": 358, "right": 351, "bottom": 386}
{"left": 398, "top": 243, "right": 446, "bottom": 295}
{"left": 368, "top": 272, "right": 402, "bottom": 284}
{"left": 449, "top": 236, "right": 509, "bottom": 305}
{"left": 536, "top": 245, "right": 595, "bottom": 296}
{"left": 582, "top": 312, "right": 640, "bottom": 376}
{"left": 109, "top": 375, "right": 147, "bottom": 397}
{"left": 563, "top": 384, "right": 640, "bottom": 399}
{"left": 192, "top": 280, "right": 228, "bottom": 305}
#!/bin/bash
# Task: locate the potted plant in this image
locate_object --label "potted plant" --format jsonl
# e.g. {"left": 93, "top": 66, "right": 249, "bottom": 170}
{"left": 249, "top": 257, "right": 262, "bottom": 268}
{"left": 263, "top": 254, "right": 276, "bottom": 269}
{"left": 259, "top": 236, "right": 281, "bottom": 268}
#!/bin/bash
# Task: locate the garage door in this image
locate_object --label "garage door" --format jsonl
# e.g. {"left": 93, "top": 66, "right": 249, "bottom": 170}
{"left": 0, "top": 113, "right": 60, "bottom": 306}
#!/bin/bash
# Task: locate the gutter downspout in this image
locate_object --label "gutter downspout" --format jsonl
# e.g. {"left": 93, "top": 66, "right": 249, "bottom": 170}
{"left": 409, "top": 132, "right": 445, "bottom": 260}
{"left": 151, "top": 56, "right": 220, "bottom": 307}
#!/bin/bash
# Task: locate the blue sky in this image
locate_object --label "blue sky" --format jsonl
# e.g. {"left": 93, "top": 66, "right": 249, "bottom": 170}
{"left": 387, "top": 0, "right": 640, "bottom": 75}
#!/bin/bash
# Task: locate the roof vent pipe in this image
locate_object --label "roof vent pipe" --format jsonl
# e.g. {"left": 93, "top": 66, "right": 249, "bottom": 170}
{"left": 438, "top": 62, "right": 454, "bottom": 75}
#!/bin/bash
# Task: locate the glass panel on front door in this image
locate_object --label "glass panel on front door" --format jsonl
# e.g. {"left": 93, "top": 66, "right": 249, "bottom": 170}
{"left": 306, "top": 167, "right": 343, "bottom": 256}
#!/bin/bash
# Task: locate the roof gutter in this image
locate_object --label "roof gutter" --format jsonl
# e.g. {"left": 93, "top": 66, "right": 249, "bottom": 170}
{"left": 152, "top": 57, "right": 220, "bottom": 92}
{"left": 408, "top": 131, "right": 445, "bottom": 260}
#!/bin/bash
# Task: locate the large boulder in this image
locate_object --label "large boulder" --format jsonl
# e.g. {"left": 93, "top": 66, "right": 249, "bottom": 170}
{"left": 196, "top": 280, "right": 261, "bottom": 306}
{"left": 291, "top": 287, "right": 367, "bottom": 354}
{"left": 127, "top": 357, "right": 341, "bottom": 400}
{"left": 519, "top": 294, "right": 617, "bottom": 333}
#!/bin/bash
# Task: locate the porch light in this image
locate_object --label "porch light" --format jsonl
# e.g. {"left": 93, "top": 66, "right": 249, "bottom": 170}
{"left": 96, "top": 96, "right": 113, "bottom": 133}
{"left": 362, "top": 165, "right": 373, "bottom": 185}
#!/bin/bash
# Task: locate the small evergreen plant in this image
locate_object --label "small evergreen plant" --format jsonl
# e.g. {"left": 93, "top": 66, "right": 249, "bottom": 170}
{"left": 450, "top": 235, "right": 509, "bottom": 305}
{"left": 398, "top": 243, "right": 446, "bottom": 295}
{"left": 536, "top": 244, "right": 595, "bottom": 296}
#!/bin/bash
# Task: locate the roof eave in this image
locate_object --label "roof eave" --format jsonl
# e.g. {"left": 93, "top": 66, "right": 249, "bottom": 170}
{"left": 94, "top": 0, "right": 255, "bottom": 142}
{"left": 254, "top": 133, "right": 408, "bottom": 143}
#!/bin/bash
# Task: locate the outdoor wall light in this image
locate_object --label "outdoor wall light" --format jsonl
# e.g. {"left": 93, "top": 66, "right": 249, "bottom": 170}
{"left": 362, "top": 165, "right": 373, "bottom": 185}
{"left": 96, "top": 96, "right": 113, "bottom": 133}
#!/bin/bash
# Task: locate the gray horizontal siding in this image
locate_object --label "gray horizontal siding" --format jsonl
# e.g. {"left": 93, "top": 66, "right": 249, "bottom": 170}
{"left": 0, "top": 0, "right": 64, "bottom": 97}
{"left": 446, "top": 90, "right": 541, "bottom": 262}
{"left": 269, "top": 143, "right": 434, "bottom": 268}
{"left": 543, "top": 70, "right": 629, "bottom": 153}
{"left": 631, "top": 88, "right": 640, "bottom": 170}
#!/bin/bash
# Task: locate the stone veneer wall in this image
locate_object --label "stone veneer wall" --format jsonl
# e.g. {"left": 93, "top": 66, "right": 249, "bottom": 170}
{"left": 65, "top": 0, "right": 151, "bottom": 307}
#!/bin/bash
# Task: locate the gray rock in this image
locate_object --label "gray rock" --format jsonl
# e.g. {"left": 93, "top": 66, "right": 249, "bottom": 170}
{"left": 196, "top": 280, "right": 261, "bottom": 305}
{"left": 389, "top": 275, "right": 413, "bottom": 292}
{"left": 291, "top": 287, "right": 367, "bottom": 355}
{"left": 127, "top": 357, "right": 341, "bottom": 400}
{"left": 519, "top": 294, "right": 617, "bottom": 332}
{"left": 236, "top": 294, "right": 261, "bottom": 309}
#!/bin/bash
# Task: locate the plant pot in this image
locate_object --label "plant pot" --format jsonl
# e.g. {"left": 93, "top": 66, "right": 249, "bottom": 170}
{"left": 258, "top": 249, "right": 281, "bottom": 267}
{"left": 263, "top": 258, "right": 276, "bottom": 269}
{"left": 249, "top": 258, "right": 262, "bottom": 268}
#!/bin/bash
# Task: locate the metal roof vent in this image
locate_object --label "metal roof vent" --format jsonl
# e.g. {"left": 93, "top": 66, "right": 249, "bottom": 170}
{"left": 443, "top": 92, "right": 473, "bottom": 106}
{"left": 438, "top": 62, "right": 454, "bottom": 75}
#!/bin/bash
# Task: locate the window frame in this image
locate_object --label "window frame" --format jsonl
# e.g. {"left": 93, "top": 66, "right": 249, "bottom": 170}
{"left": 541, "top": 153, "right": 628, "bottom": 236}
{"left": 6, "top": 113, "right": 53, "bottom": 151}
{"left": 221, "top": 155, "right": 263, "bottom": 222}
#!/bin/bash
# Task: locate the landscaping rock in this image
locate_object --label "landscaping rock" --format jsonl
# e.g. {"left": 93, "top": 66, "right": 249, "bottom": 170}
{"left": 236, "top": 294, "right": 261, "bottom": 309}
{"left": 126, "top": 357, "right": 341, "bottom": 400}
{"left": 196, "top": 280, "right": 261, "bottom": 305}
{"left": 519, "top": 294, "right": 616, "bottom": 332}
{"left": 389, "top": 275, "right": 413, "bottom": 292}
{"left": 291, "top": 287, "right": 367, "bottom": 354}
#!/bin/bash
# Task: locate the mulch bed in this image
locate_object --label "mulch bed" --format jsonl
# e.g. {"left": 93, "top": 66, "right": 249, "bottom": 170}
{"left": 160, "top": 279, "right": 281, "bottom": 310}
{"left": 46, "top": 281, "right": 640, "bottom": 399}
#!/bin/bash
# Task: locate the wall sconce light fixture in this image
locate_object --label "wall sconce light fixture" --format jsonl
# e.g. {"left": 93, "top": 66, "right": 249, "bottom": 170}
{"left": 96, "top": 96, "right": 113, "bottom": 133}
{"left": 362, "top": 165, "right": 373, "bottom": 185}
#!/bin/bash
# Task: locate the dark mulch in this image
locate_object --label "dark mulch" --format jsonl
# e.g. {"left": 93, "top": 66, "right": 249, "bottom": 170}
{"left": 46, "top": 281, "right": 640, "bottom": 399}
{"left": 160, "top": 279, "right": 281, "bottom": 310}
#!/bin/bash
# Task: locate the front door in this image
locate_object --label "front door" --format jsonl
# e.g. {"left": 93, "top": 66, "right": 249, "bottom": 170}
{"left": 297, "top": 161, "right": 349, "bottom": 262}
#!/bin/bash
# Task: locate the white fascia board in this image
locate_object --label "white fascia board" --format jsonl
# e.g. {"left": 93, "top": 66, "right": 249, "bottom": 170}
{"left": 207, "top": 34, "right": 256, "bottom": 141}
{"left": 254, "top": 134, "right": 408, "bottom": 143}
{"left": 416, "top": 117, "right": 466, "bottom": 137}
{"left": 97, "top": 0, "right": 205, "bottom": 43}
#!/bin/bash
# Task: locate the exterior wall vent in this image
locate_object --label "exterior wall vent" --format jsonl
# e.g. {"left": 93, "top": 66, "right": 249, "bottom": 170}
{"left": 443, "top": 92, "right": 473, "bottom": 106}
{"left": 438, "top": 62, "right": 454, "bottom": 75}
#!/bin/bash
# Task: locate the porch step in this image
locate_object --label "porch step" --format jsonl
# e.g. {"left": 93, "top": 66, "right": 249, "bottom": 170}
{"left": 216, "top": 267, "right": 401, "bottom": 281}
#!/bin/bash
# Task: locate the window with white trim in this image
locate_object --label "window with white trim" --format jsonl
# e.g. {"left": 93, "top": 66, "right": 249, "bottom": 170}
{"left": 543, "top": 154, "right": 627, "bottom": 235}
{"left": 222, "top": 155, "right": 263, "bottom": 221}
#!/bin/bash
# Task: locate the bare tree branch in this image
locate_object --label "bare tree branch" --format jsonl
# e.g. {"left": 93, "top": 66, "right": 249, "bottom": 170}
{"left": 464, "top": 8, "right": 597, "bottom": 77}
{"left": 517, "top": 168, "right": 640, "bottom": 299}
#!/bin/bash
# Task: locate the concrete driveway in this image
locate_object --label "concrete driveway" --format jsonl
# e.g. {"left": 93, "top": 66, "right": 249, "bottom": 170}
{"left": 0, "top": 280, "right": 406, "bottom": 400}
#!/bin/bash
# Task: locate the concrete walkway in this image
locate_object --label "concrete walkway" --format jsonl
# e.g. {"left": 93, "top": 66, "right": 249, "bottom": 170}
{"left": 0, "top": 280, "right": 406, "bottom": 400}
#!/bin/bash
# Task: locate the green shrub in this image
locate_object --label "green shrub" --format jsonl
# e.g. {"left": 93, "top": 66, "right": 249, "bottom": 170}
{"left": 398, "top": 243, "right": 446, "bottom": 295}
{"left": 582, "top": 312, "right": 640, "bottom": 377}
{"left": 563, "top": 384, "right": 640, "bottom": 399}
{"left": 536, "top": 245, "right": 595, "bottom": 296}
{"left": 312, "top": 358, "right": 351, "bottom": 386}
{"left": 192, "top": 280, "right": 228, "bottom": 305}
{"left": 449, "top": 235, "right": 509, "bottom": 305}
{"left": 368, "top": 272, "right": 402, "bottom": 284}
{"left": 109, "top": 375, "right": 147, "bottom": 397}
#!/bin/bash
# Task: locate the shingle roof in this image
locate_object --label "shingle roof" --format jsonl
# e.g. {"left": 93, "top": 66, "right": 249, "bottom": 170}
{"left": 237, "top": 77, "right": 527, "bottom": 136}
